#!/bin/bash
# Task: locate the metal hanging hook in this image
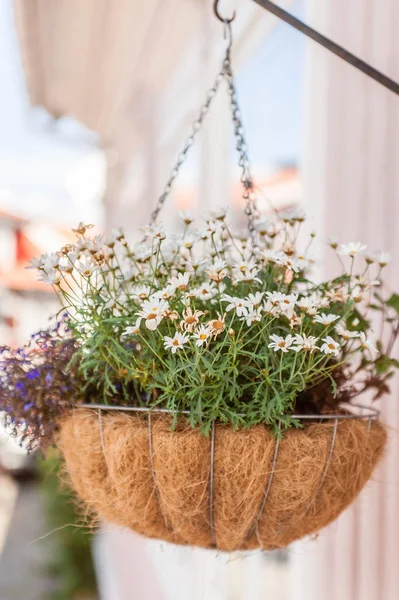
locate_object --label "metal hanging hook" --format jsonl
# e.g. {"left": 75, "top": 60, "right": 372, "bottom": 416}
{"left": 213, "top": 0, "right": 236, "bottom": 24}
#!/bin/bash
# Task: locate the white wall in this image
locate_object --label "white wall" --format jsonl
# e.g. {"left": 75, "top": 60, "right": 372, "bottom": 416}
{"left": 293, "top": 2, "right": 399, "bottom": 599}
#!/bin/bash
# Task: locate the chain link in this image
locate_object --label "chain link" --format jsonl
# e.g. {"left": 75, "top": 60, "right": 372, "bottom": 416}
{"left": 149, "top": 71, "right": 224, "bottom": 226}
{"left": 149, "top": 23, "right": 258, "bottom": 249}
{"left": 223, "top": 47, "right": 258, "bottom": 249}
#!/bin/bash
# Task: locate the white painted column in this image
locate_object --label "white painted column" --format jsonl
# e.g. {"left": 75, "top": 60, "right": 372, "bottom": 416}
{"left": 292, "top": 2, "right": 399, "bottom": 600}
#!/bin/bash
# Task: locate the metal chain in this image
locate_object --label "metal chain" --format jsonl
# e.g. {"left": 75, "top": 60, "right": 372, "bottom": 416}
{"left": 149, "top": 71, "right": 224, "bottom": 226}
{"left": 149, "top": 23, "right": 258, "bottom": 249}
{"left": 222, "top": 45, "right": 258, "bottom": 249}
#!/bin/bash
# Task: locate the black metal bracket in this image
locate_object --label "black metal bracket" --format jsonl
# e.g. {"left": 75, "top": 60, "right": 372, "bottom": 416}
{"left": 252, "top": 0, "right": 399, "bottom": 96}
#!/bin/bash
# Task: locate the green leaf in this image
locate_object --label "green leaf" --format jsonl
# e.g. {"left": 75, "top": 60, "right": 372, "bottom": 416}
{"left": 387, "top": 293, "right": 399, "bottom": 314}
{"left": 368, "top": 303, "right": 382, "bottom": 311}
{"left": 346, "top": 309, "right": 370, "bottom": 332}
{"left": 375, "top": 354, "right": 396, "bottom": 375}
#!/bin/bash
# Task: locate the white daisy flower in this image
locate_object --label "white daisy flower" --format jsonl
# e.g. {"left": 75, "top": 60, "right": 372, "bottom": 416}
{"left": 327, "top": 288, "right": 349, "bottom": 303}
{"left": 296, "top": 295, "right": 319, "bottom": 315}
{"left": 247, "top": 292, "right": 264, "bottom": 308}
{"left": 122, "top": 266, "right": 138, "bottom": 281}
{"left": 261, "top": 249, "right": 281, "bottom": 264}
{"left": 202, "top": 220, "right": 223, "bottom": 238}
{"left": 328, "top": 236, "right": 340, "bottom": 250}
{"left": 315, "top": 292, "right": 330, "bottom": 309}
{"left": 265, "top": 291, "right": 282, "bottom": 305}
{"left": 274, "top": 253, "right": 302, "bottom": 273}
{"left": 206, "top": 259, "right": 228, "bottom": 283}
{"left": 122, "top": 322, "right": 141, "bottom": 337}
{"left": 136, "top": 298, "right": 169, "bottom": 331}
{"left": 358, "top": 332, "right": 378, "bottom": 358}
{"left": 179, "top": 210, "right": 194, "bottom": 225}
{"left": 152, "top": 285, "right": 175, "bottom": 301}
{"left": 42, "top": 252, "right": 60, "bottom": 270}
{"left": 58, "top": 258, "right": 73, "bottom": 274}
{"left": 26, "top": 256, "right": 44, "bottom": 270}
{"left": 132, "top": 285, "right": 152, "bottom": 301}
{"left": 293, "top": 334, "right": 319, "bottom": 352}
{"left": 337, "top": 242, "right": 367, "bottom": 258}
{"left": 350, "top": 285, "right": 365, "bottom": 303}
{"left": 263, "top": 300, "right": 280, "bottom": 316}
{"left": 266, "top": 292, "right": 298, "bottom": 319}
{"left": 192, "top": 325, "right": 211, "bottom": 347}
{"left": 143, "top": 224, "right": 166, "bottom": 241}
{"left": 104, "top": 229, "right": 120, "bottom": 247}
{"left": 335, "top": 323, "right": 360, "bottom": 341}
{"left": 268, "top": 334, "right": 294, "bottom": 353}
{"left": 278, "top": 293, "right": 298, "bottom": 319}
{"left": 314, "top": 313, "right": 340, "bottom": 326}
{"left": 67, "top": 249, "right": 81, "bottom": 264}
{"left": 76, "top": 260, "right": 96, "bottom": 278}
{"left": 193, "top": 282, "right": 218, "bottom": 301}
{"left": 163, "top": 332, "right": 189, "bottom": 354}
{"left": 374, "top": 252, "right": 391, "bottom": 267}
{"left": 86, "top": 235, "right": 104, "bottom": 254}
{"left": 232, "top": 259, "right": 258, "bottom": 274}
{"left": 233, "top": 267, "right": 262, "bottom": 284}
{"left": 168, "top": 272, "right": 190, "bottom": 291}
{"left": 38, "top": 269, "right": 61, "bottom": 285}
{"left": 281, "top": 207, "right": 306, "bottom": 223}
{"left": 180, "top": 308, "right": 204, "bottom": 332}
{"left": 254, "top": 218, "right": 270, "bottom": 235}
{"left": 221, "top": 294, "right": 249, "bottom": 317}
{"left": 208, "top": 206, "right": 228, "bottom": 221}
{"left": 242, "top": 308, "right": 263, "bottom": 326}
{"left": 181, "top": 234, "right": 198, "bottom": 250}
{"left": 320, "top": 336, "right": 340, "bottom": 356}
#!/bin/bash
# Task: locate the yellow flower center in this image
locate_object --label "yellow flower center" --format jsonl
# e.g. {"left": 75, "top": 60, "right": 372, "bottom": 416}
{"left": 147, "top": 313, "right": 157, "bottom": 320}
{"left": 328, "top": 343, "right": 335, "bottom": 350}
{"left": 173, "top": 340, "right": 179, "bottom": 346}
{"left": 278, "top": 341, "right": 286, "bottom": 347}
{"left": 200, "top": 334, "right": 207, "bottom": 340}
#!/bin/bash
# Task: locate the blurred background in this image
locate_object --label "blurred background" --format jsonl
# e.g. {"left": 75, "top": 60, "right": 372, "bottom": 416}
{"left": 0, "top": 0, "right": 398, "bottom": 598}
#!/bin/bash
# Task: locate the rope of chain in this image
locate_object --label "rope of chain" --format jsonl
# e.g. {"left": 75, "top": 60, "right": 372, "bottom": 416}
{"left": 148, "top": 24, "right": 259, "bottom": 250}
{"left": 148, "top": 71, "right": 224, "bottom": 227}
{"left": 223, "top": 49, "right": 258, "bottom": 250}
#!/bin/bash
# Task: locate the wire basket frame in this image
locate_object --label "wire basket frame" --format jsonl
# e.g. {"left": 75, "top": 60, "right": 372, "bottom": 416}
{"left": 76, "top": 401, "right": 380, "bottom": 549}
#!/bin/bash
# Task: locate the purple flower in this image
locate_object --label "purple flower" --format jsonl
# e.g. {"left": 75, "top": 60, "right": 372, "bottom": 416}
{"left": 27, "top": 369, "right": 40, "bottom": 380}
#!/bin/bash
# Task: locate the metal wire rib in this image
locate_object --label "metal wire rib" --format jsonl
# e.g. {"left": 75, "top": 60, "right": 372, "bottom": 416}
{"left": 209, "top": 420, "right": 216, "bottom": 547}
{"left": 79, "top": 402, "right": 380, "bottom": 422}
{"left": 97, "top": 408, "right": 108, "bottom": 465}
{"left": 147, "top": 413, "right": 172, "bottom": 531}
{"left": 244, "top": 424, "right": 281, "bottom": 545}
{"left": 319, "top": 418, "right": 339, "bottom": 489}
{"left": 275, "top": 417, "right": 339, "bottom": 541}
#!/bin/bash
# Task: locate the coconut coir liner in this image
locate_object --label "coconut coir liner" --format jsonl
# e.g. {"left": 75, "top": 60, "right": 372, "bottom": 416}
{"left": 58, "top": 410, "right": 386, "bottom": 551}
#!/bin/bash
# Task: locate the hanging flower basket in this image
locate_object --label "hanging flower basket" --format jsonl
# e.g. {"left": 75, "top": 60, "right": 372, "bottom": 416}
{"left": 58, "top": 407, "right": 385, "bottom": 551}
{"left": 0, "top": 5, "right": 396, "bottom": 553}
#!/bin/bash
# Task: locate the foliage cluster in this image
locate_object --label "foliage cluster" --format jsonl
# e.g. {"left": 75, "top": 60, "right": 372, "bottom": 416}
{"left": 4, "top": 209, "right": 395, "bottom": 437}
